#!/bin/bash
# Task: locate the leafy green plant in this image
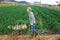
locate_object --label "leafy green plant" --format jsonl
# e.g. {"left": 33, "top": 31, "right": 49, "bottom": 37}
{"left": 0, "top": 6, "right": 60, "bottom": 34}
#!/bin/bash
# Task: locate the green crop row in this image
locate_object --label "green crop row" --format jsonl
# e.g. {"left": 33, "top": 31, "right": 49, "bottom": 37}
{"left": 31, "top": 6, "right": 60, "bottom": 33}
{"left": 0, "top": 6, "right": 60, "bottom": 34}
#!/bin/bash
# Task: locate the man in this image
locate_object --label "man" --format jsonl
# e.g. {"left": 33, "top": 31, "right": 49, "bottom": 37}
{"left": 27, "top": 7, "right": 36, "bottom": 37}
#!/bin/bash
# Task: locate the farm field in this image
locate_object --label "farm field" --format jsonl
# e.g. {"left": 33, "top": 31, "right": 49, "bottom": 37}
{"left": 0, "top": 5, "right": 60, "bottom": 40}
{"left": 0, "top": 34, "right": 60, "bottom": 40}
{"left": 0, "top": 3, "right": 16, "bottom": 7}
{"left": 0, "top": 6, "right": 60, "bottom": 34}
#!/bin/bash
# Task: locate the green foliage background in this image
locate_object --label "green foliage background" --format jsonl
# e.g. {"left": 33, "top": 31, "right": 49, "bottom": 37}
{"left": 0, "top": 6, "right": 60, "bottom": 34}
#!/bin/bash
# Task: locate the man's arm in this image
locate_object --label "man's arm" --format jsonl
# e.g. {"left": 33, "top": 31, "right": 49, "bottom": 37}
{"left": 30, "top": 12, "right": 36, "bottom": 24}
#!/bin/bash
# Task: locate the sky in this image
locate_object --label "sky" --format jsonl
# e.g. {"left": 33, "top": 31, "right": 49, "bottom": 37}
{"left": 15, "top": 0, "right": 60, "bottom": 5}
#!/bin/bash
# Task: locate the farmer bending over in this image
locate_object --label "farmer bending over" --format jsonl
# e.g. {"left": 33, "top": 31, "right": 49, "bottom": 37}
{"left": 27, "top": 7, "right": 36, "bottom": 37}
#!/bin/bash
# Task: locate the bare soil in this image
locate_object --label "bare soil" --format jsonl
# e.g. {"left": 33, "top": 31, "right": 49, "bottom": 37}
{"left": 0, "top": 34, "right": 60, "bottom": 40}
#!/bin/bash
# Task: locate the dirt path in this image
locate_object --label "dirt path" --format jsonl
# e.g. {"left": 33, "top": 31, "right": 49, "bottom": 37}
{"left": 0, "top": 34, "right": 60, "bottom": 40}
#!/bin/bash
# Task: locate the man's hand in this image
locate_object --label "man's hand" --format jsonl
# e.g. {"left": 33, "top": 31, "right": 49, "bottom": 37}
{"left": 27, "top": 7, "right": 32, "bottom": 13}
